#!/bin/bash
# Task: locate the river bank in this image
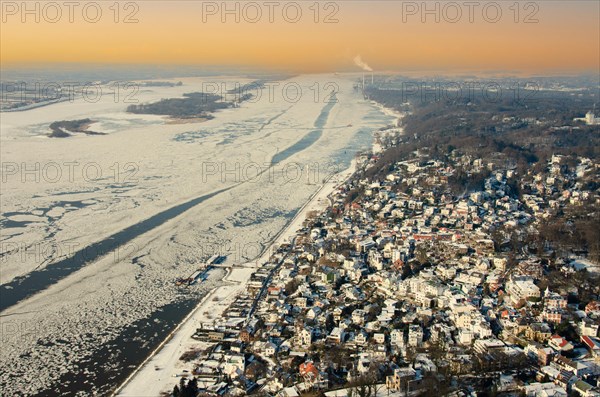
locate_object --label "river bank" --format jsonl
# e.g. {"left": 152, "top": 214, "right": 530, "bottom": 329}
{"left": 115, "top": 154, "right": 363, "bottom": 397}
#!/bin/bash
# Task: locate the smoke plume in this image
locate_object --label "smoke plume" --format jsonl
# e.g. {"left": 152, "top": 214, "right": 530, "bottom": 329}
{"left": 353, "top": 55, "right": 373, "bottom": 72}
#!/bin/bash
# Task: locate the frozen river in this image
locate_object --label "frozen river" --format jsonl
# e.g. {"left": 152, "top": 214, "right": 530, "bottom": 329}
{"left": 0, "top": 74, "right": 393, "bottom": 396}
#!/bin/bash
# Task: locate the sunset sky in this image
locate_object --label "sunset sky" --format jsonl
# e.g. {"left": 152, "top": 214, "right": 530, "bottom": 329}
{"left": 1, "top": 1, "right": 599, "bottom": 74}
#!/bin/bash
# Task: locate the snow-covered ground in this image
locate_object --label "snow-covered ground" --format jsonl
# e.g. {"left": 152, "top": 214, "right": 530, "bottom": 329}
{"left": 0, "top": 74, "right": 393, "bottom": 395}
{"left": 570, "top": 258, "right": 600, "bottom": 275}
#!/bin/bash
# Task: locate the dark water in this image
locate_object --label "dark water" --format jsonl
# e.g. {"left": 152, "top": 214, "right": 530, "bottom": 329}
{"left": 23, "top": 297, "right": 199, "bottom": 397}
{"left": 1, "top": 200, "right": 91, "bottom": 227}
{"left": 271, "top": 98, "right": 336, "bottom": 165}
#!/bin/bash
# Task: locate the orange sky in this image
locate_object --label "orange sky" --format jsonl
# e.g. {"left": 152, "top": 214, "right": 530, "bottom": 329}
{"left": 1, "top": 1, "right": 599, "bottom": 73}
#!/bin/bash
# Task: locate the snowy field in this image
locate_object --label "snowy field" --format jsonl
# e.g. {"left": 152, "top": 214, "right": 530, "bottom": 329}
{"left": 0, "top": 74, "right": 393, "bottom": 396}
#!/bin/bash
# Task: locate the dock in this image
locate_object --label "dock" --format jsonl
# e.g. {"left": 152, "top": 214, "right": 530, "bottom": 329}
{"left": 175, "top": 255, "right": 227, "bottom": 286}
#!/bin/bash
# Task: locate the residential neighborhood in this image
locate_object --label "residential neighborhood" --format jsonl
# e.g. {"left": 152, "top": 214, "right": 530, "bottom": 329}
{"left": 171, "top": 123, "right": 600, "bottom": 397}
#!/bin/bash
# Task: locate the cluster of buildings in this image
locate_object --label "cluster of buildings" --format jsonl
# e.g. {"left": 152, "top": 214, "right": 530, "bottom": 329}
{"left": 173, "top": 136, "right": 600, "bottom": 396}
{"left": 574, "top": 111, "right": 600, "bottom": 126}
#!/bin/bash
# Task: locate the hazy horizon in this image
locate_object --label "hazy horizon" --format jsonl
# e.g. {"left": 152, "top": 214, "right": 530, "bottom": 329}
{"left": 2, "top": 1, "right": 598, "bottom": 74}
{"left": 2, "top": 63, "right": 599, "bottom": 80}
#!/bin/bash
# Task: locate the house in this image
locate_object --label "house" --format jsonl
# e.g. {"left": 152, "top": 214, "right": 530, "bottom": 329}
{"left": 356, "top": 238, "right": 376, "bottom": 253}
{"left": 307, "top": 307, "right": 322, "bottom": 320}
{"left": 298, "top": 327, "right": 313, "bottom": 349}
{"left": 295, "top": 297, "right": 308, "bottom": 309}
{"left": 386, "top": 367, "right": 417, "bottom": 392}
{"left": 240, "top": 330, "right": 252, "bottom": 343}
{"left": 523, "top": 382, "right": 567, "bottom": 397}
{"left": 352, "top": 309, "right": 366, "bottom": 325}
{"left": 373, "top": 332, "right": 386, "bottom": 344}
{"left": 408, "top": 325, "right": 423, "bottom": 347}
{"left": 475, "top": 319, "right": 493, "bottom": 338}
{"left": 544, "top": 288, "right": 567, "bottom": 310}
{"left": 581, "top": 335, "right": 600, "bottom": 357}
{"left": 327, "top": 327, "right": 344, "bottom": 344}
{"left": 223, "top": 353, "right": 245, "bottom": 376}
{"left": 538, "top": 347, "right": 555, "bottom": 366}
{"left": 548, "top": 335, "right": 574, "bottom": 353}
{"left": 333, "top": 307, "right": 344, "bottom": 321}
{"left": 457, "top": 328, "right": 474, "bottom": 345}
{"left": 414, "top": 353, "right": 437, "bottom": 375}
{"left": 524, "top": 323, "right": 552, "bottom": 343}
{"left": 525, "top": 343, "right": 555, "bottom": 366}
{"left": 506, "top": 276, "right": 540, "bottom": 303}
{"left": 356, "top": 353, "right": 372, "bottom": 375}
{"left": 572, "top": 380, "right": 600, "bottom": 397}
{"left": 299, "top": 361, "right": 326, "bottom": 388}
{"left": 390, "top": 329, "right": 405, "bottom": 346}
{"left": 554, "top": 355, "right": 592, "bottom": 377}
{"left": 542, "top": 309, "right": 562, "bottom": 324}
{"left": 585, "top": 301, "right": 600, "bottom": 315}
{"left": 265, "top": 342, "right": 277, "bottom": 356}
{"left": 580, "top": 319, "right": 599, "bottom": 337}
{"left": 355, "top": 329, "right": 368, "bottom": 345}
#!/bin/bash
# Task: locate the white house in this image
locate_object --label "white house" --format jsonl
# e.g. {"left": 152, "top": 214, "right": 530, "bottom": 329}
{"left": 298, "top": 327, "right": 313, "bottom": 349}
{"left": 373, "top": 332, "right": 386, "bottom": 344}
{"left": 408, "top": 325, "right": 423, "bottom": 347}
